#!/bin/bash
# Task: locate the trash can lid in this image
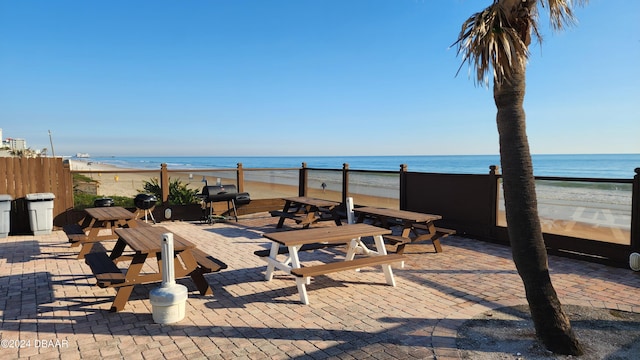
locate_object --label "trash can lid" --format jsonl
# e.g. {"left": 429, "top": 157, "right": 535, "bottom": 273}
{"left": 0, "top": 194, "right": 13, "bottom": 201}
{"left": 25, "top": 193, "right": 56, "bottom": 201}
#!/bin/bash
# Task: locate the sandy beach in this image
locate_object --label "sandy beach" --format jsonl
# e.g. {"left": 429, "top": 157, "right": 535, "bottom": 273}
{"left": 69, "top": 159, "right": 158, "bottom": 198}
{"left": 68, "top": 159, "right": 398, "bottom": 207}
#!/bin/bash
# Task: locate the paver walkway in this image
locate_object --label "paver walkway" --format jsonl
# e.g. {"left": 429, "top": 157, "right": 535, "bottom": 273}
{"left": 1, "top": 213, "right": 638, "bottom": 359}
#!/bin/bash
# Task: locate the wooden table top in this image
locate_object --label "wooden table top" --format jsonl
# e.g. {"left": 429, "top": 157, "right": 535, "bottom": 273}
{"left": 353, "top": 207, "right": 442, "bottom": 223}
{"left": 283, "top": 196, "right": 341, "bottom": 208}
{"left": 85, "top": 206, "right": 136, "bottom": 221}
{"left": 115, "top": 226, "right": 195, "bottom": 254}
{"left": 263, "top": 223, "right": 390, "bottom": 247}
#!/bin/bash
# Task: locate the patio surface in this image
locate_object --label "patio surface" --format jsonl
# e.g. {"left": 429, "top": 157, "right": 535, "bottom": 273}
{"left": 1, "top": 213, "right": 639, "bottom": 359}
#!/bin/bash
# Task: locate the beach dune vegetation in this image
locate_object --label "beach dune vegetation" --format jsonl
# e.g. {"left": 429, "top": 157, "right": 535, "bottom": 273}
{"left": 454, "top": 0, "right": 587, "bottom": 355}
{"left": 72, "top": 173, "right": 134, "bottom": 209}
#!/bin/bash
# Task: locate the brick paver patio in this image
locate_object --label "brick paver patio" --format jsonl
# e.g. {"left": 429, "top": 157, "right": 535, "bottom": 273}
{"left": 1, "top": 213, "right": 638, "bottom": 359}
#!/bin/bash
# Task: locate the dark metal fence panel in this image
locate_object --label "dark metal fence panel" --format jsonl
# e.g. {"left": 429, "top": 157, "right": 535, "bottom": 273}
{"left": 542, "top": 233, "right": 631, "bottom": 267}
{"left": 402, "top": 171, "right": 498, "bottom": 238}
{"left": 632, "top": 168, "right": 640, "bottom": 253}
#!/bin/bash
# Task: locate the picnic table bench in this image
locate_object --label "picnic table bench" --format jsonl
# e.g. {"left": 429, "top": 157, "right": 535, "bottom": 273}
{"left": 253, "top": 242, "right": 341, "bottom": 257}
{"left": 290, "top": 254, "right": 406, "bottom": 278}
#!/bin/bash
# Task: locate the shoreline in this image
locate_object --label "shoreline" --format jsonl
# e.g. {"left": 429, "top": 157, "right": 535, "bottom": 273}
{"left": 67, "top": 154, "right": 640, "bottom": 179}
{"left": 68, "top": 159, "right": 129, "bottom": 171}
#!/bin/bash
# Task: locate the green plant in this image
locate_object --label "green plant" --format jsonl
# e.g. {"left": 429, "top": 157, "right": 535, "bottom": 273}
{"left": 72, "top": 194, "right": 134, "bottom": 210}
{"left": 141, "top": 177, "right": 199, "bottom": 205}
{"left": 141, "top": 177, "right": 162, "bottom": 199}
{"left": 73, "top": 173, "right": 94, "bottom": 183}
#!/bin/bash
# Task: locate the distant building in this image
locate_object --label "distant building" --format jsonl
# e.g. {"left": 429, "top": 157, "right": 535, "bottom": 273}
{"left": 1, "top": 128, "right": 27, "bottom": 150}
{"left": 0, "top": 128, "right": 33, "bottom": 157}
{"left": 5, "top": 137, "right": 27, "bottom": 151}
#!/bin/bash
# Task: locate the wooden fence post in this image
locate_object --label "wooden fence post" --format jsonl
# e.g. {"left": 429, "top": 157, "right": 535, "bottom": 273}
{"left": 489, "top": 165, "right": 500, "bottom": 239}
{"left": 342, "top": 163, "right": 349, "bottom": 205}
{"left": 160, "top": 163, "right": 169, "bottom": 203}
{"left": 399, "top": 164, "right": 408, "bottom": 210}
{"left": 236, "top": 163, "right": 245, "bottom": 193}
{"left": 299, "top": 163, "right": 307, "bottom": 197}
{"left": 631, "top": 168, "right": 640, "bottom": 253}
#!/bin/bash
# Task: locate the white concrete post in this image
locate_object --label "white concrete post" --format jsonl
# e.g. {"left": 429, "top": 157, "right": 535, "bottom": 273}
{"left": 149, "top": 233, "right": 188, "bottom": 324}
{"left": 161, "top": 233, "right": 175, "bottom": 286}
{"left": 346, "top": 197, "right": 355, "bottom": 224}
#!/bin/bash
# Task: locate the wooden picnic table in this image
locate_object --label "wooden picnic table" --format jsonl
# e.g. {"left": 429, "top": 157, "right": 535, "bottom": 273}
{"left": 64, "top": 206, "right": 139, "bottom": 259}
{"left": 270, "top": 196, "right": 342, "bottom": 229}
{"left": 260, "top": 223, "right": 405, "bottom": 305}
{"left": 353, "top": 206, "right": 454, "bottom": 254}
{"left": 83, "top": 226, "right": 226, "bottom": 312}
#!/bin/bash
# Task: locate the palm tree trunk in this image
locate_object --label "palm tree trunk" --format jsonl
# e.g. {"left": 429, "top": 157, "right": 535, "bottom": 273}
{"left": 494, "top": 68, "right": 583, "bottom": 355}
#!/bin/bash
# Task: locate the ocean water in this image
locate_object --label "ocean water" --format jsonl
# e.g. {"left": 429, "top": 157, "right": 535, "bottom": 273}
{"left": 82, "top": 154, "right": 639, "bottom": 179}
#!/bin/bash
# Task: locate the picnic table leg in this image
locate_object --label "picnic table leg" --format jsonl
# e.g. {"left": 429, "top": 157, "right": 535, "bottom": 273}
{"left": 77, "top": 243, "right": 94, "bottom": 259}
{"left": 77, "top": 227, "right": 101, "bottom": 259}
{"left": 181, "top": 250, "right": 213, "bottom": 296}
{"left": 389, "top": 222, "right": 414, "bottom": 258}
{"left": 276, "top": 201, "right": 292, "bottom": 229}
{"left": 330, "top": 207, "right": 342, "bottom": 226}
{"left": 373, "top": 234, "right": 397, "bottom": 286}
{"left": 190, "top": 272, "right": 213, "bottom": 295}
{"left": 265, "top": 242, "right": 280, "bottom": 280}
{"left": 346, "top": 238, "right": 365, "bottom": 272}
{"left": 300, "top": 205, "right": 316, "bottom": 228}
{"left": 421, "top": 222, "right": 443, "bottom": 253}
{"left": 410, "top": 222, "right": 444, "bottom": 253}
{"left": 287, "top": 246, "right": 310, "bottom": 303}
{"left": 110, "top": 254, "right": 146, "bottom": 312}
{"left": 432, "top": 238, "right": 443, "bottom": 253}
{"left": 110, "top": 239, "right": 128, "bottom": 261}
{"left": 295, "top": 277, "right": 310, "bottom": 305}
{"left": 110, "top": 286, "right": 135, "bottom": 312}
{"left": 288, "top": 246, "right": 310, "bottom": 285}
{"left": 345, "top": 238, "right": 358, "bottom": 261}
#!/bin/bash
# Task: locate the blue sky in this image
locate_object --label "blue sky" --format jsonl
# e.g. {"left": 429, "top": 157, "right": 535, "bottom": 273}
{"left": 1, "top": 0, "right": 638, "bottom": 157}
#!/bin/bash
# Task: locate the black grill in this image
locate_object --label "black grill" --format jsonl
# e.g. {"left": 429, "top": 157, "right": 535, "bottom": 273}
{"left": 134, "top": 193, "right": 157, "bottom": 210}
{"left": 201, "top": 185, "right": 251, "bottom": 205}
{"left": 199, "top": 184, "right": 250, "bottom": 223}
{"left": 134, "top": 193, "right": 158, "bottom": 223}
{"left": 93, "top": 197, "right": 114, "bottom": 207}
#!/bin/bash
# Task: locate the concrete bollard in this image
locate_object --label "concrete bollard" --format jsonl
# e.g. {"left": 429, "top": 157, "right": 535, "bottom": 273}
{"left": 149, "top": 233, "right": 188, "bottom": 324}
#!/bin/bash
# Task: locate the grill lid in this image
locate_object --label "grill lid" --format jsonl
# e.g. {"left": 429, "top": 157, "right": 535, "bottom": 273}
{"left": 202, "top": 185, "right": 238, "bottom": 202}
{"left": 94, "top": 197, "right": 114, "bottom": 207}
{"left": 134, "top": 193, "right": 157, "bottom": 209}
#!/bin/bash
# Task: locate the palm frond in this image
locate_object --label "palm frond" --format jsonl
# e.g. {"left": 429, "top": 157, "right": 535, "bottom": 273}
{"left": 453, "top": 0, "right": 588, "bottom": 86}
{"left": 453, "top": 3, "right": 529, "bottom": 86}
{"left": 542, "top": 0, "right": 588, "bottom": 31}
